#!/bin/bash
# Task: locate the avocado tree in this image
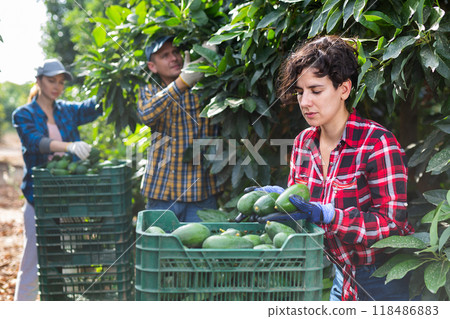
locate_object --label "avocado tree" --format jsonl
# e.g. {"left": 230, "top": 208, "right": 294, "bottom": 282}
{"left": 77, "top": 0, "right": 449, "bottom": 299}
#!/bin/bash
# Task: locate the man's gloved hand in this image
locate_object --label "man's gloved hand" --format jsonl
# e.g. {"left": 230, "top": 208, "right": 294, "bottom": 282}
{"left": 244, "top": 185, "right": 285, "bottom": 194}
{"left": 66, "top": 141, "right": 92, "bottom": 160}
{"left": 179, "top": 51, "right": 204, "bottom": 87}
{"left": 256, "top": 195, "right": 335, "bottom": 224}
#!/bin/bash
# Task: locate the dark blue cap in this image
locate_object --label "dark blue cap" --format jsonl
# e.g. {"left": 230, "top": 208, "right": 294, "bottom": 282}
{"left": 145, "top": 36, "right": 174, "bottom": 61}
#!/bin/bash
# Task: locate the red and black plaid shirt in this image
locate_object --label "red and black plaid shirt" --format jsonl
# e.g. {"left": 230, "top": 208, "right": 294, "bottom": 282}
{"left": 288, "top": 109, "right": 414, "bottom": 300}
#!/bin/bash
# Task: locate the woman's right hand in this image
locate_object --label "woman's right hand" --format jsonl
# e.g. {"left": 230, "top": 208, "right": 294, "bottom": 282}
{"left": 66, "top": 141, "right": 92, "bottom": 160}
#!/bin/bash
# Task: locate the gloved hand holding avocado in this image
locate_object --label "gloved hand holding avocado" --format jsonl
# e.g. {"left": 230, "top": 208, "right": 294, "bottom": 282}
{"left": 45, "top": 145, "right": 105, "bottom": 176}
{"left": 234, "top": 183, "right": 335, "bottom": 224}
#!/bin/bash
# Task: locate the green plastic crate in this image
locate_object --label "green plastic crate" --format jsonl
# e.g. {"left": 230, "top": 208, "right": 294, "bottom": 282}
{"left": 135, "top": 210, "right": 324, "bottom": 301}
{"left": 38, "top": 261, "right": 134, "bottom": 301}
{"left": 32, "top": 161, "right": 132, "bottom": 218}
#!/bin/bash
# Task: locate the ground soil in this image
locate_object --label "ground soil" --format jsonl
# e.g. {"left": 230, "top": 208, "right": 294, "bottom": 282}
{"left": 0, "top": 131, "right": 26, "bottom": 301}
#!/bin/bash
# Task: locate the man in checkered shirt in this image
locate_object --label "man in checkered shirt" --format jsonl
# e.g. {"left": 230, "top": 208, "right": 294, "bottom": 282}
{"left": 137, "top": 36, "right": 222, "bottom": 222}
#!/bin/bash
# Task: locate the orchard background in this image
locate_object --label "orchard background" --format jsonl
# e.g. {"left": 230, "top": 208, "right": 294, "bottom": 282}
{"left": 0, "top": 0, "right": 449, "bottom": 300}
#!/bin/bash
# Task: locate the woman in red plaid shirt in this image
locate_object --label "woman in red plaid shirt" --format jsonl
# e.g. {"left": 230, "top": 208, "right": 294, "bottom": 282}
{"left": 251, "top": 36, "right": 415, "bottom": 301}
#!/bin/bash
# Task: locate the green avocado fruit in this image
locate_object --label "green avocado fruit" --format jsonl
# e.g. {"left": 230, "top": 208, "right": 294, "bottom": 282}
{"left": 274, "top": 184, "right": 310, "bottom": 213}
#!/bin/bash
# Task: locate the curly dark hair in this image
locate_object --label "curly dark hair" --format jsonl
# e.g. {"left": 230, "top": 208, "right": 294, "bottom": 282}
{"left": 277, "top": 35, "right": 359, "bottom": 106}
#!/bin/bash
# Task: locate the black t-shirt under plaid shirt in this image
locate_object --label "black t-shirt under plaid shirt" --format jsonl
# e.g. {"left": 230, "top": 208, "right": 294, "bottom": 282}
{"left": 288, "top": 109, "right": 414, "bottom": 300}
{"left": 137, "top": 81, "right": 222, "bottom": 202}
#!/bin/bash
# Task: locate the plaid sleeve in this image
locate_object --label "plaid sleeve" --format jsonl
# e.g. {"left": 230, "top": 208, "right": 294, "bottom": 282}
{"left": 330, "top": 133, "right": 410, "bottom": 247}
{"left": 12, "top": 107, "right": 44, "bottom": 154}
{"left": 72, "top": 97, "right": 102, "bottom": 126}
{"left": 137, "top": 82, "right": 182, "bottom": 126}
{"left": 287, "top": 134, "right": 301, "bottom": 187}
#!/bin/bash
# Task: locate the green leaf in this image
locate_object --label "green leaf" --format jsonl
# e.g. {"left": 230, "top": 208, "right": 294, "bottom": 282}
{"left": 343, "top": 0, "right": 356, "bottom": 26}
{"left": 92, "top": 26, "right": 107, "bottom": 47}
{"left": 250, "top": 69, "right": 264, "bottom": 88}
{"left": 365, "top": 69, "right": 385, "bottom": 100}
{"left": 383, "top": 35, "right": 416, "bottom": 61}
{"left": 385, "top": 257, "right": 427, "bottom": 284}
{"left": 424, "top": 260, "right": 450, "bottom": 294}
{"left": 308, "top": 11, "right": 327, "bottom": 38}
{"left": 201, "top": 98, "right": 228, "bottom": 118}
{"left": 411, "top": 232, "right": 431, "bottom": 246}
{"left": 430, "top": 202, "right": 443, "bottom": 247}
{"left": 351, "top": 84, "right": 366, "bottom": 109}
{"left": 359, "top": 15, "right": 382, "bottom": 35}
{"left": 357, "top": 59, "right": 371, "bottom": 86}
{"left": 353, "top": 0, "right": 367, "bottom": 22}
{"left": 164, "top": 17, "right": 181, "bottom": 27}
{"left": 421, "top": 205, "right": 450, "bottom": 224}
{"left": 439, "top": 227, "right": 450, "bottom": 252}
{"left": 237, "top": 115, "right": 248, "bottom": 139}
{"left": 363, "top": 11, "right": 394, "bottom": 26}
{"left": 167, "top": 2, "right": 181, "bottom": 17}
{"left": 371, "top": 235, "right": 427, "bottom": 249}
{"left": 428, "top": 7, "right": 445, "bottom": 31}
{"left": 420, "top": 45, "right": 439, "bottom": 72}
{"left": 436, "top": 55, "right": 450, "bottom": 79}
{"left": 426, "top": 147, "right": 450, "bottom": 175}
{"left": 256, "top": 10, "right": 285, "bottom": 29}
{"left": 408, "top": 129, "right": 444, "bottom": 168}
{"left": 105, "top": 5, "right": 125, "bottom": 26}
{"left": 225, "top": 97, "right": 245, "bottom": 109}
{"left": 371, "top": 253, "right": 413, "bottom": 278}
{"left": 322, "top": 0, "right": 341, "bottom": 14}
{"left": 423, "top": 189, "right": 449, "bottom": 206}
{"left": 191, "top": 10, "right": 209, "bottom": 26}
{"left": 231, "top": 160, "right": 244, "bottom": 188}
{"left": 327, "top": 7, "right": 342, "bottom": 33}
{"left": 209, "top": 32, "right": 243, "bottom": 45}
{"left": 244, "top": 97, "right": 257, "bottom": 113}
{"left": 193, "top": 44, "right": 219, "bottom": 65}
{"left": 447, "top": 190, "right": 450, "bottom": 206}
{"left": 210, "top": 151, "right": 229, "bottom": 174}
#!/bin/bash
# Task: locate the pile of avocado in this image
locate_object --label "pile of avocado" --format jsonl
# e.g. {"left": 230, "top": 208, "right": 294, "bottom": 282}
{"left": 234, "top": 184, "right": 311, "bottom": 222}
{"left": 145, "top": 220, "right": 297, "bottom": 250}
{"left": 45, "top": 148, "right": 107, "bottom": 176}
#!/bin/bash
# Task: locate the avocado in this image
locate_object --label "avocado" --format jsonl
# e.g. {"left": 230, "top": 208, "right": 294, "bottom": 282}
{"left": 253, "top": 193, "right": 280, "bottom": 216}
{"left": 242, "top": 234, "right": 263, "bottom": 246}
{"left": 55, "top": 158, "right": 70, "bottom": 169}
{"left": 172, "top": 223, "right": 211, "bottom": 248}
{"left": 274, "top": 184, "right": 310, "bottom": 213}
{"left": 219, "top": 228, "right": 241, "bottom": 236}
{"left": 265, "top": 221, "right": 296, "bottom": 240}
{"left": 145, "top": 226, "right": 166, "bottom": 234}
{"left": 75, "top": 164, "right": 88, "bottom": 175}
{"left": 50, "top": 168, "right": 70, "bottom": 176}
{"left": 67, "top": 162, "right": 78, "bottom": 174}
{"left": 253, "top": 244, "right": 276, "bottom": 249}
{"left": 260, "top": 232, "right": 273, "bottom": 244}
{"left": 202, "top": 234, "right": 254, "bottom": 249}
{"left": 273, "top": 232, "right": 292, "bottom": 248}
{"left": 236, "top": 190, "right": 266, "bottom": 216}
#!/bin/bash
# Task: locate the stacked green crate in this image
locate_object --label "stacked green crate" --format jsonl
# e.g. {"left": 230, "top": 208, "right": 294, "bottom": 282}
{"left": 135, "top": 210, "right": 324, "bottom": 301}
{"left": 32, "top": 161, "right": 135, "bottom": 301}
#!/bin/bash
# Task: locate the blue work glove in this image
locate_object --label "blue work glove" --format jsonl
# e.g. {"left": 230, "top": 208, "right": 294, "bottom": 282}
{"left": 288, "top": 194, "right": 335, "bottom": 223}
{"left": 244, "top": 185, "right": 284, "bottom": 194}
{"left": 257, "top": 195, "right": 335, "bottom": 224}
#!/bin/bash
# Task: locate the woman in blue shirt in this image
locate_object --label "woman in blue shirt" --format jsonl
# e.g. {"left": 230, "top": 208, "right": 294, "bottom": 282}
{"left": 12, "top": 59, "right": 102, "bottom": 300}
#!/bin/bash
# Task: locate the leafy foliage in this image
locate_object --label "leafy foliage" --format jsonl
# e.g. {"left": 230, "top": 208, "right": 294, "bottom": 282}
{"left": 371, "top": 190, "right": 450, "bottom": 300}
